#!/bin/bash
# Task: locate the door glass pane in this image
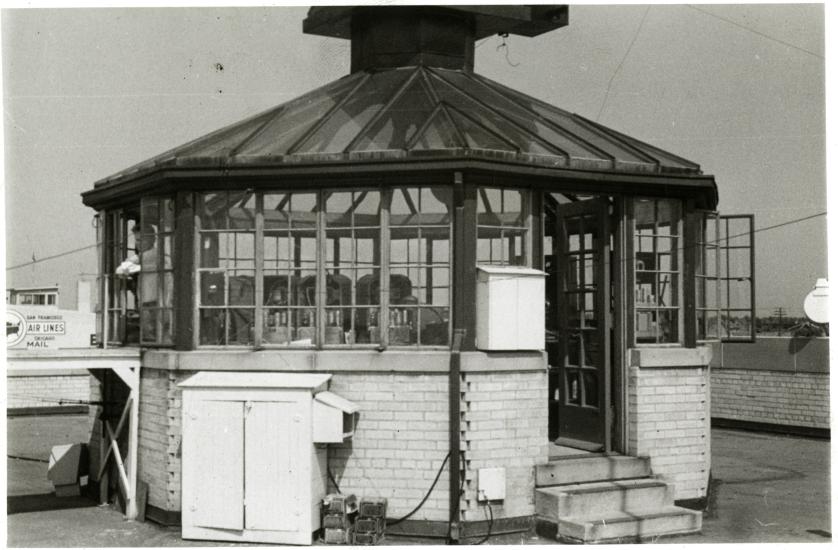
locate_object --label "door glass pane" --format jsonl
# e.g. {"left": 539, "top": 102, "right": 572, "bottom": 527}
{"left": 566, "top": 371, "right": 580, "bottom": 405}
{"left": 582, "top": 371, "right": 599, "bottom": 408}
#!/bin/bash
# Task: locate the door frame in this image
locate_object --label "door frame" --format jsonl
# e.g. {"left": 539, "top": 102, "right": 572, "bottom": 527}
{"left": 543, "top": 193, "right": 627, "bottom": 455}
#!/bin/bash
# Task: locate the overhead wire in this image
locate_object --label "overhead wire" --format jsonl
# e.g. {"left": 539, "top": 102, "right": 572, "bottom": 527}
{"left": 6, "top": 243, "right": 97, "bottom": 271}
{"left": 596, "top": 5, "right": 651, "bottom": 122}
{"left": 685, "top": 4, "right": 823, "bottom": 60}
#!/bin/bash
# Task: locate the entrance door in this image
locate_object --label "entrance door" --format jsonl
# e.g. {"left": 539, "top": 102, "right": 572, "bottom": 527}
{"left": 546, "top": 197, "right": 610, "bottom": 451}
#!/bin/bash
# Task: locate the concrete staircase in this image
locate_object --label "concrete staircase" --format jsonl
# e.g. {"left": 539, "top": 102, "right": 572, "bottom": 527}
{"left": 535, "top": 455, "right": 702, "bottom": 543}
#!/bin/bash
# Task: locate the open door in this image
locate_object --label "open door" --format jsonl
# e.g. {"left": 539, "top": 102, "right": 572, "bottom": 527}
{"left": 546, "top": 196, "right": 611, "bottom": 452}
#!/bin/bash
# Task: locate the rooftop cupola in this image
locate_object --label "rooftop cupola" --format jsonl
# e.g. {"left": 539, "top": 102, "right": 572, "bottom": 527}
{"left": 303, "top": 5, "right": 569, "bottom": 73}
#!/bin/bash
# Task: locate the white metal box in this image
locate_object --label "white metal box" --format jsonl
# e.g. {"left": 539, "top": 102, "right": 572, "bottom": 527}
{"left": 179, "top": 372, "right": 357, "bottom": 545}
{"left": 477, "top": 467, "right": 506, "bottom": 501}
{"left": 475, "top": 266, "right": 546, "bottom": 351}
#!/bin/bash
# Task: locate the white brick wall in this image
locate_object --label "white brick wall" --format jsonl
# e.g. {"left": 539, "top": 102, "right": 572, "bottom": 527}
{"left": 328, "top": 373, "right": 451, "bottom": 521}
{"left": 6, "top": 374, "right": 94, "bottom": 408}
{"left": 460, "top": 370, "right": 548, "bottom": 522}
{"left": 711, "top": 369, "right": 829, "bottom": 429}
{"left": 628, "top": 366, "right": 710, "bottom": 501}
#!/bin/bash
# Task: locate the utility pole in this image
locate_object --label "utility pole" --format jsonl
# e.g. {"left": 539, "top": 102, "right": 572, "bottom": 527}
{"left": 773, "top": 307, "right": 786, "bottom": 336}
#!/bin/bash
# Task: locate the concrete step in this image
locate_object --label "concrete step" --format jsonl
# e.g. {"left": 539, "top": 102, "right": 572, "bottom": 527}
{"left": 536, "top": 455, "right": 652, "bottom": 487}
{"left": 557, "top": 506, "right": 703, "bottom": 543}
{"left": 535, "top": 478, "right": 672, "bottom": 519}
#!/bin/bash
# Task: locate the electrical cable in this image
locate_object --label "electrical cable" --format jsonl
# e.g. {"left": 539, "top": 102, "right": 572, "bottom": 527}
{"left": 386, "top": 451, "right": 450, "bottom": 527}
{"left": 327, "top": 467, "right": 342, "bottom": 495}
{"left": 471, "top": 500, "right": 494, "bottom": 545}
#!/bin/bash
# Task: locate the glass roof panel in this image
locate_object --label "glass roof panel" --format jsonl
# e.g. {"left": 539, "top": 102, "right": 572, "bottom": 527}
{"left": 446, "top": 109, "right": 514, "bottom": 151}
{"left": 187, "top": 114, "right": 275, "bottom": 157}
{"left": 238, "top": 73, "right": 364, "bottom": 156}
{"left": 474, "top": 74, "right": 655, "bottom": 164}
{"left": 410, "top": 109, "right": 462, "bottom": 150}
{"left": 436, "top": 70, "right": 606, "bottom": 160}
{"left": 428, "top": 72, "right": 557, "bottom": 156}
{"left": 295, "top": 69, "right": 412, "bottom": 154}
{"left": 353, "top": 74, "right": 435, "bottom": 151}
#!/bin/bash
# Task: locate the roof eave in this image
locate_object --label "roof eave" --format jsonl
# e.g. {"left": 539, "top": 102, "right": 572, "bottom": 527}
{"left": 82, "top": 154, "right": 717, "bottom": 211}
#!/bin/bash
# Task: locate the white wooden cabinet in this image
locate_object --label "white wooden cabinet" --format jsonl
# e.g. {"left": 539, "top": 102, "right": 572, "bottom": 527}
{"left": 476, "top": 266, "right": 546, "bottom": 350}
{"left": 179, "top": 372, "right": 353, "bottom": 545}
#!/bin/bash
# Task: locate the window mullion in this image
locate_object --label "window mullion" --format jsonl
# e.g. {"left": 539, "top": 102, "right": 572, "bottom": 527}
{"left": 254, "top": 193, "right": 264, "bottom": 347}
{"left": 381, "top": 188, "right": 391, "bottom": 348}
{"left": 316, "top": 190, "right": 325, "bottom": 348}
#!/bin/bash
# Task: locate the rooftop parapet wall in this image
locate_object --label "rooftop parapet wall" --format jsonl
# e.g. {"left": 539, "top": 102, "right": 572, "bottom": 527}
{"left": 709, "top": 337, "right": 829, "bottom": 374}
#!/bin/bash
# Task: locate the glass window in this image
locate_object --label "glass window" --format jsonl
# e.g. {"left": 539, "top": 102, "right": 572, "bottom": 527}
{"left": 139, "top": 196, "right": 175, "bottom": 345}
{"left": 634, "top": 198, "right": 682, "bottom": 344}
{"left": 477, "top": 187, "right": 529, "bottom": 266}
{"left": 198, "top": 191, "right": 256, "bottom": 345}
{"left": 719, "top": 215, "right": 755, "bottom": 341}
{"left": 194, "top": 188, "right": 451, "bottom": 349}
{"left": 104, "top": 210, "right": 139, "bottom": 345}
{"left": 324, "top": 190, "right": 381, "bottom": 346}
{"left": 389, "top": 187, "right": 452, "bottom": 346}
{"left": 263, "top": 192, "right": 318, "bottom": 347}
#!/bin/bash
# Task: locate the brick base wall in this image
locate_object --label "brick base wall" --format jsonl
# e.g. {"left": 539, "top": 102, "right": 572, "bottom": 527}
{"left": 711, "top": 368, "right": 829, "bottom": 429}
{"left": 628, "top": 366, "right": 710, "bottom": 501}
{"left": 6, "top": 373, "right": 93, "bottom": 408}
{"left": 136, "top": 356, "right": 547, "bottom": 526}
{"left": 328, "top": 373, "right": 451, "bottom": 521}
{"left": 460, "top": 370, "right": 548, "bottom": 522}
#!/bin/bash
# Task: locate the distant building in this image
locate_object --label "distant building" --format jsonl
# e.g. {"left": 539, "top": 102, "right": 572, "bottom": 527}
{"left": 7, "top": 285, "right": 59, "bottom": 307}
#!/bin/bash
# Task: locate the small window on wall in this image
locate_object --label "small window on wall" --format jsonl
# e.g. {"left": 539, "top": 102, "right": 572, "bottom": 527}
{"left": 633, "top": 198, "right": 682, "bottom": 344}
{"left": 139, "top": 197, "right": 175, "bottom": 345}
{"left": 477, "top": 188, "right": 529, "bottom": 266}
{"left": 198, "top": 191, "right": 256, "bottom": 346}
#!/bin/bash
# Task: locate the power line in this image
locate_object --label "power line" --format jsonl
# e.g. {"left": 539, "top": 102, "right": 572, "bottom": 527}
{"left": 686, "top": 5, "right": 823, "bottom": 60}
{"left": 596, "top": 5, "right": 651, "bottom": 122}
{"left": 6, "top": 243, "right": 97, "bottom": 271}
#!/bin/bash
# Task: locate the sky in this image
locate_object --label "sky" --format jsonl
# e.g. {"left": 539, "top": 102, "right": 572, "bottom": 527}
{"left": 1, "top": 3, "right": 828, "bottom": 317}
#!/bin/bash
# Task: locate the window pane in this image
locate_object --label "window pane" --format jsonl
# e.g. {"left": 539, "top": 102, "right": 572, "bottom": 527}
{"left": 228, "top": 309, "right": 254, "bottom": 345}
{"left": 140, "top": 309, "right": 157, "bottom": 343}
{"left": 356, "top": 308, "right": 381, "bottom": 344}
{"left": 162, "top": 272, "right": 174, "bottom": 308}
{"left": 582, "top": 371, "right": 599, "bottom": 408}
{"left": 160, "top": 309, "right": 173, "bottom": 345}
{"left": 200, "top": 272, "right": 225, "bottom": 305}
{"left": 355, "top": 268, "right": 379, "bottom": 305}
{"left": 420, "top": 188, "right": 451, "bottom": 224}
{"left": 264, "top": 233, "right": 291, "bottom": 266}
{"left": 325, "top": 192, "right": 353, "bottom": 227}
{"left": 389, "top": 308, "right": 415, "bottom": 345}
{"left": 326, "top": 233, "right": 353, "bottom": 267}
{"left": 419, "top": 307, "right": 449, "bottom": 345}
{"left": 657, "top": 309, "right": 679, "bottom": 343}
{"left": 264, "top": 308, "right": 293, "bottom": 345}
{"left": 228, "top": 272, "right": 255, "bottom": 306}
{"left": 293, "top": 309, "right": 317, "bottom": 346}
{"left": 391, "top": 188, "right": 419, "bottom": 225}
{"left": 291, "top": 193, "right": 317, "bottom": 229}
{"left": 200, "top": 309, "right": 226, "bottom": 345}
{"left": 229, "top": 191, "right": 256, "bottom": 229}
{"left": 355, "top": 233, "right": 380, "bottom": 266}
{"left": 264, "top": 193, "right": 290, "bottom": 230}
{"left": 355, "top": 191, "right": 381, "bottom": 226}
{"left": 200, "top": 192, "right": 228, "bottom": 229}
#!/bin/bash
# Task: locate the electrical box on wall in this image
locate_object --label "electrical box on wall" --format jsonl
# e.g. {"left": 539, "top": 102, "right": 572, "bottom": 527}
{"left": 478, "top": 467, "right": 506, "bottom": 501}
{"left": 476, "top": 266, "right": 546, "bottom": 351}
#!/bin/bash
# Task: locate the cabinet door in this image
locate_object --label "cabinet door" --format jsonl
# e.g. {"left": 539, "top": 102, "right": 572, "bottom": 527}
{"left": 244, "top": 401, "right": 302, "bottom": 531}
{"left": 183, "top": 399, "right": 245, "bottom": 530}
